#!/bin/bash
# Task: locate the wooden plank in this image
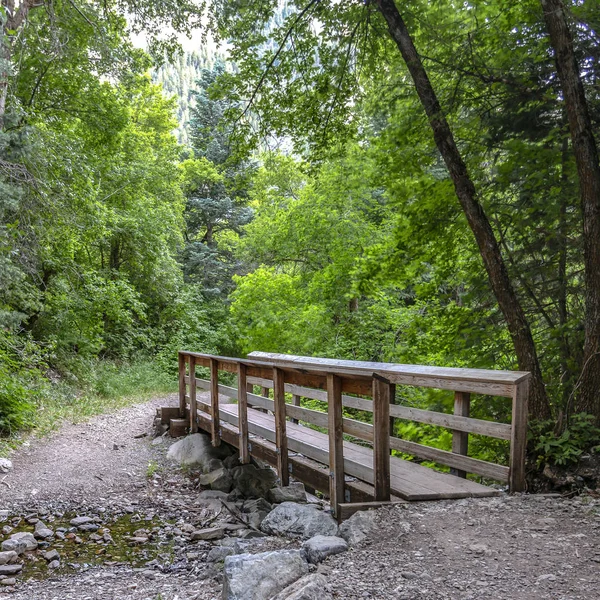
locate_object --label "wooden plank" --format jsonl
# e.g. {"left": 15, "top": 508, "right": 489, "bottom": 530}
{"left": 328, "top": 373, "right": 344, "bottom": 519}
{"left": 178, "top": 352, "right": 187, "bottom": 418}
{"left": 189, "top": 356, "right": 198, "bottom": 433}
{"left": 389, "top": 437, "right": 509, "bottom": 482}
{"left": 238, "top": 363, "right": 249, "bottom": 464}
{"left": 160, "top": 406, "right": 181, "bottom": 425}
{"left": 215, "top": 403, "right": 499, "bottom": 500}
{"left": 372, "top": 376, "right": 391, "bottom": 501}
{"left": 509, "top": 378, "right": 529, "bottom": 492}
{"left": 210, "top": 358, "right": 220, "bottom": 447}
{"left": 273, "top": 367, "right": 289, "bottom": 486}
{"left": 389, "top": 404, "right": 512, "bottom": 440}
{"left": 291, "top": 394, "right": 301, "bottom": 424}
{"left": 450, "top": 391, "right": 470, "bottom": 478}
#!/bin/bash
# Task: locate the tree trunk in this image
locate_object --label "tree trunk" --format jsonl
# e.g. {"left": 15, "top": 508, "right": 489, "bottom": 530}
{"left": 540, "top": 0, "right": 600, "bottom": 422}
{"left": 375, "top": 0, "right": 552, "bottom": 420}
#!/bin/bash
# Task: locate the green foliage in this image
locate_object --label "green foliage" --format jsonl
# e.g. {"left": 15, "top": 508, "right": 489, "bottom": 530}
{"left": 530, "top": 414, "right": 600, "bottom": 467}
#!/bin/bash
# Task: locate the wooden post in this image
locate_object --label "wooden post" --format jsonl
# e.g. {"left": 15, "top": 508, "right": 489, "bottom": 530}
{"left": 327, "top": 374, "right": 344, "bottom": 520}
{"left": 178, "top": 352, "right": 187, "bottom": 418}
{"left": 291, "top": 394, "right": 301, "bottom": 424}
{"left": 261, "top": 386, "right": 270, "bottom": 398}
{"left": 238, "top": 363, "right": 249, "bottom": 464}
{"left": 210, "top": 358, "right": 221, "bottom": 447}
{"left": 189, "top": 356, "right": 198, "bottom": 433}
{"left": 389, "top": 384, "right": 397, "bottom": 438}
{"left": 372, "top": 375, "right": 391, "bottom": 501}
{"left": 450, "top": 391, "right": 470, "bottom": 478}
{"left": 509, "top": 378, "right": 529, "bottom": 492}
{"left": 273, "top": 367, "right": 289, "bottom": 486}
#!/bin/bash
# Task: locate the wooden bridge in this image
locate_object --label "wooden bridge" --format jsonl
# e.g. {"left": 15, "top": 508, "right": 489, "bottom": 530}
{"left": 166, "top": 351, "right": 529, "bottom": 520}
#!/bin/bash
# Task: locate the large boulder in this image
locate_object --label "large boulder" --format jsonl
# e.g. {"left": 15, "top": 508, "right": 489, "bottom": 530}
{"left": 268, "top": 483, "right": 307, "bottom": 504}
{"left": 166, "top": 433, "right": 231, "bottom": 469}
{"left": 260, "top": 503, "right": 339, "bottom": 539}
{"left": 1, "top": 532, "right": 37, "bottom": 554}
{"left": 223, "top": 550, "right": 308, "bottom": 600}
{"left": 231, "top": 464, "right": 277, "bottom": 499}
{"left": 302, "top": 535, "right": 348, "bottom": 564}
{"left": 271, "top": 574, "right": 332, "bottom": 600}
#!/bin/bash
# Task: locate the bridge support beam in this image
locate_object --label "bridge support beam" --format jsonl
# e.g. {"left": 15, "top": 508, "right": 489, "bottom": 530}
{"left": 273, "top": 367, "right": 289, "bottom": 486}
{"left": 327, "top": 373, "right": 344, "bottom": 520}
{"left": 373, "top": 375, "right": 391, "bottom": 501}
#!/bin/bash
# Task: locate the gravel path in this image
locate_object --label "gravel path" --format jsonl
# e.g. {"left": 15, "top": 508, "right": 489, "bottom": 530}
{"left": 1, "top": 395, "right": 599, "bottom": 599}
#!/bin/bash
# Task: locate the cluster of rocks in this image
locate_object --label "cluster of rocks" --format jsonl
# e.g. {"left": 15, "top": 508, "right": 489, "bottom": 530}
{"left": 164, "top": 433, "right": 381, "bottom": 600}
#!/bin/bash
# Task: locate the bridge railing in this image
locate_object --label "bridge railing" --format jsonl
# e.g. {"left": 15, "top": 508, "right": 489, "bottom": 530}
{"left": 178, "top": 350, "right": 529, "bottom": 517}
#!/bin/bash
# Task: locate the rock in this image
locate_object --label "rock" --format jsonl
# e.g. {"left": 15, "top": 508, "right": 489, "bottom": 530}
{"left": 34, "top": 520, "right": 53, "bottom": 539}
{"left": 469, "top": 543, "right": 491, "bottom": 556}
{"left": 339, "top": 510, "right": 380, "bottom": 546}
{"left": 271, "top": 574, "right": 332, "bottom": 600}
{"left": 190, "top": 527, "right": 227, "bottom": 541}
{"left": 223, "top": 452, "right": 241, "bottom": 469}
{"left": 0, "top": 551, "right": 18, "bottom": 566}
{"left": 204, "top": 458, "right": 225, "bottom": 474}
{"left": 1, "top": 526, "right": 13, "bottom": 535}
{"left": 0, "top": 538, "right": 27, "bottom": 555}
{"left": 166, "top": 433, "right": 231, "bottom": 469}
{"left": 0, "top": 458, "right": 12, "bottom": 473}
{"left": 260, "top": 503, "right": 339, "bottom": 539}
{"left": 0, "top": 578, "right": 16, "bottom": 586}
{"left": 207, "top": 540, "right": 243, "bottom": 563}
{"left": 199, "top": 467, "right": 233, "bottom": 493}
{"left": 4, "top": 532, "right": 37, "bottom": 553}
{"left": 231, "top": 464, "right": 277, "bottom": 499}
{"left": 241, "top": 498, "right": 272, "bottom": 530}
{"left": 48, "top": 559, "right": 60, "bottom": 569}
{"left": 268, "top": 483, "right": 307, "bottom": 504}
{"left": 0, "top": 563, "right": 22, "bottom": 576}
{"left": 70, "top": 516, "right": 93, "bottom": 527}
{"left": 78, "top": 523, "right": 99, "bottom": 532}
{"left": 44, "top": 549, "right": 60, "bottom": 562}
{"left": 302, "top": 535, "right": 348, "bottom": 564}
{"left": 223, "top": 550, "right": 308, "bottom": 600}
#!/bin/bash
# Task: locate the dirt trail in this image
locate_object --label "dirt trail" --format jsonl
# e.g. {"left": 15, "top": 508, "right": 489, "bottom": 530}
{"left": 0, "top": 395, "right": 599, "bottom": 600}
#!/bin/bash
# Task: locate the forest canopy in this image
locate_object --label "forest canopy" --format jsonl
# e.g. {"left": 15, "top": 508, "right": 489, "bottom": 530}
{"left": 1, "top": 0, "right": 600, "bottom": 475}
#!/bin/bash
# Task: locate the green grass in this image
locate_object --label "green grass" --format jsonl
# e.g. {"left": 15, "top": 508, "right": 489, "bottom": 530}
{"left": 0, "top": 359, "right": 177, "bottom": 457}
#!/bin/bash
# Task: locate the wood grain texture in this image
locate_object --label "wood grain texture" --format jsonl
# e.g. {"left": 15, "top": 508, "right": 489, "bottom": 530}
{"left": 509, "top": 378, "right": 529, "bottom": 492}
{"left": 238, "top": 363, "right": 249, "bottom": 464}
{"left": 210, "top": 358, "right": 220, "bottom": 447}
{"left": 328, "top": 373, "right": 344, "bottom": 519}
{"left": 372, "top": 377, "right": 391, "bottom": 501}
{"left": 189, "top": 356, "right": 198, "bottom": 433}
{"left": 273, "top": 367, "right": 289, "bottom": 486}
{"left": 450, "top": 391, "right": 470, "bottom": 478}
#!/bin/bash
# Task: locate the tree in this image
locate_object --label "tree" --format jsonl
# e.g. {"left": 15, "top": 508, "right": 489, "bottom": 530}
{"left": 539, "top": 0, "right": 600, "bottom": 420}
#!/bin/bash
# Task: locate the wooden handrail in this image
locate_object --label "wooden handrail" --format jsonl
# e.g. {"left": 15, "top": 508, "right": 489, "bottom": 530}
{"left": 178, "top": 350, "right": 529, "bottom": 517}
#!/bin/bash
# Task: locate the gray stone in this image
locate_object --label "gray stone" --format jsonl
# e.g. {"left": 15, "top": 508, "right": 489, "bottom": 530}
{"left": 44, "top": 549, "right": 60, "bottom": 562}
{"left": 0, "top": 563, "right": 22, "bottom": 576}
{"left": 271, "top": 574, "right": 332, "bottom": 600}
{"left": 302, "top": 535, "right": 348, "bottom": 564}
{"left": 48, "top": 559, "right": 60, "bottom": 569}
{"left": 0, "top": 459, "right": 12, "bottom": 473}
{"left": 231, "top": 464, "right": 277, "bottom": 499}
{"left": 204, "top": 458, "right": 225, "bottom": 474}
{"left": 190, "top": 527, "right": 227, "bottom": 541}
{"left": 241, "top": 498, "right": 272, "bottom": 530}
{"left": 70, "top": 516, "right": 93, "bottom": 527}
{"left": 223, "top": 550, "right": 308, "bottom": 600}
{"left": 268, "top": 483, "right": 307, "bottom": 504}
{"left": 166, "top": 433, "right": 231, "bottom": 469}
{"left": 199, "top": 467, "right": 233, "bottom": 493}
{"left": 34, "top": 520, "right": 53, "bottom": 539}
{"left": 3, "top": 532, "right": 37, "bottom": 553}
{"left": 78, "top": 523, "right": 99, "bottom": 532}
{"left": 339, "top": 510, "right": 380, "bottom": 546}
{"left": 207, "top": 540, "right": 242, "bottom": 563}
{"left": 260, "top": 503, "right": 339, "bottom": 540}
{"left": 0, "top": 578, "right": 16, "bottom": 586}
{"left": 0, "top": 551, "right": 17, "bottom": 566}
{"left": 223, "top": 452, "right": 241, "bottom": 469}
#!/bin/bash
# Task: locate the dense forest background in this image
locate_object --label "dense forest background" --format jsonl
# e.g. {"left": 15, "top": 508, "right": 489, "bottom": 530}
{"left": 1, "top": 0, "right": 599, "bottom": 478}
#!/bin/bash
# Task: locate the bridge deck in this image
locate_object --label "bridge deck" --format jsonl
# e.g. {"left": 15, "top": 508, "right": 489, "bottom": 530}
{"left": 202, "top": 400, "right": 499, "bottom": 502}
